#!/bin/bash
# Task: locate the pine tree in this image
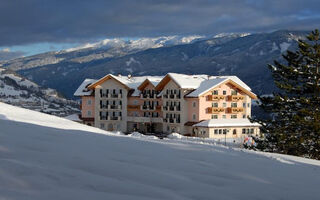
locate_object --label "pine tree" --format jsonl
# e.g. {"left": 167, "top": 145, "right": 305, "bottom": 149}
{"left": 254, "top": 30, "right": 320, "bottom": 160}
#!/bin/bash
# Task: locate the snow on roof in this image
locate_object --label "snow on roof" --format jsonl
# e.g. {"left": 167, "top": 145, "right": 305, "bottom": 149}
{"left": 168, "top": 73, "right": 209, "bottom": 89}
{"left": 77, "top": 73, "right": 251, "bottom": 97}
{"left": 186, "top": 78, "right": 228, "bottom": 97}
{"left": 185, "top": 76, "right": 252, "bottom": 97}
{"left": 193, "top": 119, "right": 261, "bottom": 128}
{"left": 89, "top": 74, "right": 164, "bottom": 96}
{"left": 74, "top": 79, "right": 97, "bottom": 96}
{"left": 168, "top": 73, "right": 251, "bottom": 93}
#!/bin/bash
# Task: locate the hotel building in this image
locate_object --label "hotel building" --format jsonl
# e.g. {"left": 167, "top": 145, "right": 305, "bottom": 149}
{"left": 74, "top": 73, "right": 260, "bottom": 138}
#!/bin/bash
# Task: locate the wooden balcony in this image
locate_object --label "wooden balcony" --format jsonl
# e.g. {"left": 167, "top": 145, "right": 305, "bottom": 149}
{"left": 226, "top": 107, "right": 244, "bottom": 113}
{"left": 207, "top": 107, "right": 225, "bottom": 114}
{"left": 227, "top": 95, "right": 244, "bottom": 101}
{"left": 207, "top": 95, "right": 225, "bottom": 101}
{"left": 127, "top": 105, "right": 140, "bottom": 110}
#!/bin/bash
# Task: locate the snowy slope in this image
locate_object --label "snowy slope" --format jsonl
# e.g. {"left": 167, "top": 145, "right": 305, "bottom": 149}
{"left": 0, "top": 102, "right": 319, "bottom": 200}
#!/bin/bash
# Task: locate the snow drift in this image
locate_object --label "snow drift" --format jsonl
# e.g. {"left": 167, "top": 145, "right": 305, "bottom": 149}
{"left": 0, "top": 102, "right": 319, "bottom": 200}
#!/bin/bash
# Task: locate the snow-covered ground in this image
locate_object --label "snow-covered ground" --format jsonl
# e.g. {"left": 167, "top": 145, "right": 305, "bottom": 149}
{"left": 0, "top": 102, "right": 319, "bottom": 200}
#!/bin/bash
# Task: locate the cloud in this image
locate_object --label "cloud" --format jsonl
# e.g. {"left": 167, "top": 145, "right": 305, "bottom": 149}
{"left": 0, "top": 0, "right": 319, "bottom": 46}
{"left": 0, "top": 48, "right": 25, "bottom": 61}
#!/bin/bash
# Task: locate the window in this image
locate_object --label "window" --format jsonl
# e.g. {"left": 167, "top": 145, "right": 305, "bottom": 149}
{"left": 243, "top": 103, "right": 246, "bottom": 107}
{"left": 242, "top": 128, "right": 246, "bottom": 134}
{"left": 212, "top": 102, "right": 218, "bottom": 107}
{"left": 133, "top": 100, "right": 138, "bottom": 105}
{"left": 211, "top": 115, "right": 218, "bottom": 119}
{"left": 87, "top": 110, "right": 92, "bottom": 116}
{"left": 233, "top": 129, "right": 237, "bottom": 135}
{"left": 167, "top": 126, "right": 170, "bottom": 131}
{"left": 87, "top": 99, "right": 92, "bottom": 105}
{"left": 222, "top": 115, "right": 226, "bottom": 119}
{"left": 231, "top": 90, "right": 237, "bottom": 95}
{"left": 250, "top": 128, "right": 254, "bottom": 134}
{"left": 223, "top": 103, "right": 227, "bottom": 107}
{"left": 247, "top": 103, "right": 250, "bottom": 107}
{"left": 100, "top": 123, "right": 105, "bottom": 129}
{"left": 223, "top": 129, "right": 227, "bottom": 134}
{"left": 212, "top": 90, "right": 218, "bottom": 95}
{"left": 192, "top": 101, "right": 196, "bottom": 107}
{"left": 231, "top": 115, "right": 237, "bottom": 119}
{"left": 223, "top": 90, "right": 227, "bottom": 95}
{"left": 192, "top": 114, "right": 196, "bottom": 120}
{"left": 214, "top": 129, "right": 218, "bottom": 134}
{"left": 231, "top": 102, "right": 237, "bottom": 107}
{"left": 243, "top": 115, "right": 246, "bottom": 119}
{"left": 219, "top": 129, "right": 222, "bottom": 134}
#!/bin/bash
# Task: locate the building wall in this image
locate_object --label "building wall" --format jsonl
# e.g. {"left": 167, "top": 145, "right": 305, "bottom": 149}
{"left": 81, "top": 96, "right": 95, "bottom": 118}
{"left": 162, "top": 80, "right": 190, "bottom": 135}
{"left": 94, "top": 78, "right": 128, "bottom": 132}
{"left": 198, "top": 82, "right": 251, "bottom": 120}
{"left": 126, "top": 82, "right": 163, "bottom": 133}
{"left": 194, "top": 126, "right": 260, "bottom": 139}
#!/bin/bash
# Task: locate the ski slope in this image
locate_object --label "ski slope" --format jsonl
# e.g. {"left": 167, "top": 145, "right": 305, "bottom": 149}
{"left": 0, "top": 102, "right": 319, "bottom": 200}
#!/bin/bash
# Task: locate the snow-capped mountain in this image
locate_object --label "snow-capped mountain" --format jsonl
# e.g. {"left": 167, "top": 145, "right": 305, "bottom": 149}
{"left": 0, "top": 35, "right": 205, "bottom": 71}
{"left": 0, "top": 68, "right": 79, "bottom": 116}
{"left": 0, "top": 30, "right": 307, "bottom": 99}
{"left": 0, "top": 102, "right": 319, "bottom": 199}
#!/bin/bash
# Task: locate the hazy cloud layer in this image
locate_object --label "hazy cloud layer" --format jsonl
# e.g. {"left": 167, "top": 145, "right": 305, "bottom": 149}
{"left": 0, "top": 0, "right": 319, "bottom": 46}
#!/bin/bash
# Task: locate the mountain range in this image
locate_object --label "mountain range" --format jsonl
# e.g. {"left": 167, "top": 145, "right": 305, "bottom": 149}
{"left": 0, "top": 30, "right": 306, "bottom": 99}
{"left": 0, "top": 68, "right": 78, "bottom": 116}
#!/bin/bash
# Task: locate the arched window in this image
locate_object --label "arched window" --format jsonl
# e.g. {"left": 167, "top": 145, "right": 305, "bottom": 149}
{"left": 233, "top": 129, "right": 237, "bottom": 135}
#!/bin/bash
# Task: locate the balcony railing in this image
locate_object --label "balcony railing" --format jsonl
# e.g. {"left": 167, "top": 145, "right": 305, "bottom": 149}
{"left": 101, "top": 93, "right": 122, "bottom": 98}
{"left": 127, "top": 105, "right": 140, "bottom": 110}
{"left": 207, "top": 95, "right": 225, "bottom": 101}
{"left": 227, "top": 95, "right": 244, "bottom": 101}
{"left": 140, "top": 93, "right": 156, "bottom": 99}
{"left": 163, "top": 118, "right": 180, "bottom": 124}
{"left": 207, "top": 107, "right": 225, "bottom": 114}
{"left": 162, "top": 105, "right": 181, "bottom": 111}
{"left": 141, "top": 105, "right": 156, "bottom": 110}
{"left": 110, "top": 105, "right": 122, "bottom": 110}
{"left": 227, "top": 107, "right": 244, "bottom": 113}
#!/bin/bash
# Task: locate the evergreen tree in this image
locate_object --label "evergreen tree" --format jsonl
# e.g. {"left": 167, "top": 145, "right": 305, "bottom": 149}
{"left": 254, "top": 29, "right": 320, "bottom": 160}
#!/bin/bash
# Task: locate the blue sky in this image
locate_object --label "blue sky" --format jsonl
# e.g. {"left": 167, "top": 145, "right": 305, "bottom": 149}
{"left": 0, "top": 0, "right": 319, "bottom": 60}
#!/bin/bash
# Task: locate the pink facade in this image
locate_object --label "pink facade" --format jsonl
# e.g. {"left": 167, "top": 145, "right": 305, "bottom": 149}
{"left": 187, "top": 82, "right": 250, "bottom": 122}
{"left": 81, "top": 96, "right": 95, "bottom": 118}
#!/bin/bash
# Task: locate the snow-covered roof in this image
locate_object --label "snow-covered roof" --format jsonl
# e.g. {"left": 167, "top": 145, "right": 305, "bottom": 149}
{"left": 193, "top": 119, "right": 261, "bottom": 128}
{"left": 186, "top": 78, "right": 228, "bottom": 97}
{"left": 74, "top": 79, "right": 97, "bottom": 96}
{"left": 76, "top": 73, "right": 252, "bottom": 97}
{"left": 88, "top": 74, "right": 164, "bottom": 97}
{"left": 186, "top": 76, "right": 252, "bottom": 97}
{"left": 167, "top": 73, "right": 209, "bottom": 89}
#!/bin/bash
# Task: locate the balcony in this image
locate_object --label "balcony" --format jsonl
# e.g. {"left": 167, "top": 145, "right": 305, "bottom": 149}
{"left": 162, "top": 105, "right": 181, "bottom": 112}
{"left": 227, "top": 107, "right": 244, "bottom": 113}
{"left": 127, "top": 105, "right": 140, "bottom": 110}
{"left": 207, "top": 95, "right": 225, "bottom": 101}
{"left": 141, "top": 105, "right": 156, "bottom": 110}
{"left": 227, "top": 95, "right": 244, "bottom": 101}
{"left": 207, "top": 107, "right": 225, "bottom": 114}
{"left": 110, "top": 93, "right": 122, "bottom": 98}
{"left": 109, "top": 105, "right": 122, "bottom": 110}
{"left": 110, "top": 116, "right": 122, "bottom": 120}
{"left": 140, "top": 93, "right": 156, "bottom": 99}
{"left": 165, "top": 118, "right": 180, "bottom": 124}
